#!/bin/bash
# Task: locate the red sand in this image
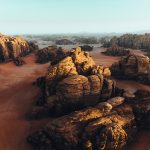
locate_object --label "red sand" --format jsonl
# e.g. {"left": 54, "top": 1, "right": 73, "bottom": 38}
{"left": 0, "top": 51, "right": 150, "bottom": 150}
{"left": 0, "top": 54, "right": 50, "bottom": 150}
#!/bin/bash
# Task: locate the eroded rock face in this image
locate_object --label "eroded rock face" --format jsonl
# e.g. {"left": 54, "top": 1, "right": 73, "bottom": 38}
{"left": 28, "top": 97, "right": 137, "bottom": 150}
{"left": 126, "top": 90, "right": 150, "bottom": 130}
{"left": 0, "top": 33, "right": 37, "bottom": 62}
{"left": 28, "top": 47, "right": 150, "bottom": 150}
{"left": 102, "top": 33, "right": 150, "bottom": 52}
{"left": 79, "top": 45, "right": 93, "bottom": 51}
{"left": 30, "top": 48, "right": 113, "bottom": 117}
{"left": 55, "top": 75, "right": 115, "bottom": 114}
{"left": 31, "top": 75, "right": 117, "bottom": 118}
{"left": 36, "top": 46, "right": 66, "bottom": 64}
{"left": 28, "top": 89, "right": 150, "bottom": 150}
{"left": 45, "top": 47, "right": 110, "bottom": 95}
{"left": 111, "top": 54, "right": 150, "bottom": 85}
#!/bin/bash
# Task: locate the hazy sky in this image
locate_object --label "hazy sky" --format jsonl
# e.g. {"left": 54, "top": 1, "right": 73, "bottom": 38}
{"left": 0, "top": 0, "right": 150, "bottom": 34}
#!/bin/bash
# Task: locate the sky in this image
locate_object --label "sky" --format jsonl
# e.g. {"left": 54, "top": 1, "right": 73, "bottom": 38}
{"left": 0, "top": 0, "right": 150, "bottom": 34}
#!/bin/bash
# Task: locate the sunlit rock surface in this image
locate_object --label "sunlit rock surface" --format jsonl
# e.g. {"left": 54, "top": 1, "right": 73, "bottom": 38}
{"left": 28, "top": 48, "right": 150, "bottom": 150}
{"left": 0, "top": 33, "right": 37, "bottom": 62}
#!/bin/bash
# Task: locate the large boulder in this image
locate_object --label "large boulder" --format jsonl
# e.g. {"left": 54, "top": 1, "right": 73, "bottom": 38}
{"left": 28, "top": 97, "right": 136, "bottom": 150}
{"left": 126, "top": 90, "right": 150, "bottom": 129}
{"left": 31, "top": 48, "right": 113, "bottom": 117}
{"left": 111, "top": 54, "right": 150, "bottom": 84}
{"left": 28, "top": 89, "right": 150, "bottom": 150}
{"left": 0, "top": 33, "right": 38, "bottom": 62}
{"left": 45, "top": 47, "right": 110, "bottom": 96}
{"left": 79, "top": 45, "right": 93, "bottom": 51}
{"left": 36, "top": 46, "right": 66, "bottom": 64}
{"left": 28, "top": 47, "right": 150, "bottom": 150}
{"left": 31, "top": 75, "right": 116, "bottom": 117}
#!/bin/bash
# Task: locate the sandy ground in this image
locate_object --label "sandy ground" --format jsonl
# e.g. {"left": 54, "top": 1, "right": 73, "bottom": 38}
{"left": 0, "top": 54, "right": 50, "bottom": 150}
{"left": 0, "top": 50, "right": 150, "bottom": 150}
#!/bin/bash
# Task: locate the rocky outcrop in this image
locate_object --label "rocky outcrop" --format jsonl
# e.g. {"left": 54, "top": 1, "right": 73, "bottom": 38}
{"left": 28, "top": 97, "right": 137, "bottom": 150}
{"left": 32, "top": 75, "right": 116, "bottom": 117}
{"left": 55, "top": 39, "right": 75, "bottom": 45}
{"left": 36, "top": 46, "right": 66, "bottom": 64}
{"left": 0, "top": 33, "right": 38, "bottom": 62}
{"left": 31, "top": 47, "right": 112, "bottom": 117}
{"left": 126, "top": 90, "right": 150, "bottom": 130}
{"left": 102, "top": 44, "right": 130, "bottom": 56}
{"left": 28, "top": 47, "right": 150, "bottom": 150}
{"left": 111, "top": 54, "right": 150, "bottom": 85}
{"left": 28, "top": 88, "right": 150, "bottom": 150}
{"left": 45, "top": 47, "right": 111, "bottom": 96}
{"left": 79, "top": 45, "right": 93, "bottom": 51}
{"left": 102, "top": 33, "right": 150, "bottom": 52}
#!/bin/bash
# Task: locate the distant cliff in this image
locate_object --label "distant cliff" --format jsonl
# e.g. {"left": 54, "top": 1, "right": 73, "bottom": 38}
{"left": 103, "top": 33, "right": 150, "bottom": 52}
{"left": 0, "top": 33, "right": 38, "bottom": 62}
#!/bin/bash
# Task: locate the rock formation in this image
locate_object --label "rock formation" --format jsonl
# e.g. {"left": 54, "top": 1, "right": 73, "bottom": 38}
{"left": 79, "top": 45, "right": 93, "bottom": 51}
{"left": 28, "top": 89, "right": 150, "bottom": 150}
{"left": 111, "top": 54, "right": 150, "bottom": 85}
{"left": 31, "top": 75, "right": 116, "bottom": 117}
{"left": 102, "top": 33, "right": 150, "bottom": 52}
{"left": 28, "top": 47, "right": 150, "bottom": 150}
{"left": 36, "top": 46, "right": 66, "bottom": 64}
{"left": 102, "top": 44, "right": 130, "bottom": 56}
{"left": 45, "top": 47, "right": 110, "bottom": 95}
{"left": 127, "top": 90, "right": 150, "bottom": 129}
{"left": 28, "top": 96, "right": 138, "bottom": 150}
{"left": 0, "top": 33, "right": 38, "bottom": 62}
{"left": 31, "top": 47, "right": 112, "bottom": 117}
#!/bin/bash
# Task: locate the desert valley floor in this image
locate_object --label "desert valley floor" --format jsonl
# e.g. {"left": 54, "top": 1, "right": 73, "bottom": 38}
{"left": 0, "top": 50, "right": 150, "bottom": 150}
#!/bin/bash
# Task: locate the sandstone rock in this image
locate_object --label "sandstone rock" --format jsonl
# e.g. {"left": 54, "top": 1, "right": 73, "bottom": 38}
{"left": 102, "top": 33, "right": 150, "bottom": 52}
{"left": 46, "top": 56, "right": 78, "bottom": 95}
{"left": 45, "top": 47, "right": 111, "bottom": 96}
{"left": 101, "top": 78, "right": 116, "bottom": 100}
{"left": 70, "top": 47, "right": 95, "bottom": 74}
{"left": 31, "top": 74, "right": 117, "bottom": 117}
{"left": 128, "top": 90, "right": 150, "bottom": 129}
{"left": 31, "top": 74, "right": 117, "bottom": 118}
{"left": 79, "top": 45, "right": 93, "bottom": 51}
{"left": 0, "top": 33, "right": 37, "bottom": 62}
{"left": 28, "top": 46, "right": 150, "bottom": 150}
{"left": 102, "top": 44, "right": 130, "bottom": 56}
{"left": 91, "top": 65, "right": 111, "bottom": 78}
{"left": 28, "top": 98, "right": 136, "bottom": 150}
{"left": 36, "top": 46, "right": 66, "bottom": 64}
{"left": 31, "top": 48, "right": 114, "bottom": 117}
{"left": 111, "top": 54, "right": 150, "bottom": 85}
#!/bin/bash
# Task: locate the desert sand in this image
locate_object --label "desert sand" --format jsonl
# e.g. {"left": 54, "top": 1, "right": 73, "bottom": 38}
{"left": 0, "top": 54, "right": 50, "bottom": 150}
{"left": 0, "top": 51, "right": 150, "bottom": 150}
